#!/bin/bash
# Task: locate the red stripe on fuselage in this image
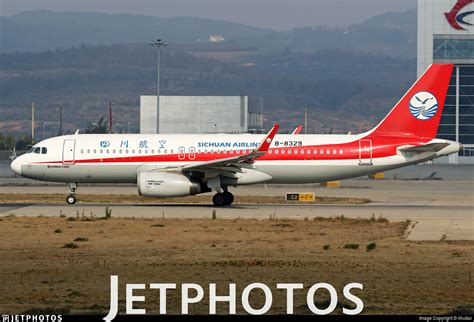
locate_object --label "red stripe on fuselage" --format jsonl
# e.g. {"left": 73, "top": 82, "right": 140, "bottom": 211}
{"left": 35, "top": 138, "right": 426, "bottom": 164}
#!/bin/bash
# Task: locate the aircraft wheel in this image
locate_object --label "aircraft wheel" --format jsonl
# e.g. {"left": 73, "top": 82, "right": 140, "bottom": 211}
{"left": 66, "top": 195, "right": 76, "bottom": 205}
{"left": 212, "top": 193, "right": 226, "bottom": 207}
{"left": 223, "top": 192, "right": 234, "bottom": 206}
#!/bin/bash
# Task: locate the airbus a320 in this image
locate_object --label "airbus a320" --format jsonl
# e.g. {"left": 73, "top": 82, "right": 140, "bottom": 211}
{"left": 11, "top": 64, "right": 461, "bottom": 206}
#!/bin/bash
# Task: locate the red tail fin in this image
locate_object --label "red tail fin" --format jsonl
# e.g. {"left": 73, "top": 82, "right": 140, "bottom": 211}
{"left": 369, "top": 64, "right": 453, "bottom": 140}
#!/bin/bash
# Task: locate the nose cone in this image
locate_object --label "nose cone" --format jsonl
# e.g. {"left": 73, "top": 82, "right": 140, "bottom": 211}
{"left": 11, "top": 158, "right": 21, "bottom": 175}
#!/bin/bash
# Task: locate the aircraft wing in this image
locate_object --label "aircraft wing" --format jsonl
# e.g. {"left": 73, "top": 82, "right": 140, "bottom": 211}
{"left": 179, "top": 124, "right": 279, "bottom": 174}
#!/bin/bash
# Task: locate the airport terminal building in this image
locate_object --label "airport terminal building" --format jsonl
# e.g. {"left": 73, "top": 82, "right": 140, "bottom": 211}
{"left": 418, "top": 0, "right": 474, "bottom": 164}
{"left": 140, "top": 95, "right": 264, "bottom": 134}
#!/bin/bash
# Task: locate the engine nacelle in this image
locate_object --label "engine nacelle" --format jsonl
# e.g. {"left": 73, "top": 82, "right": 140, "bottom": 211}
{"left": 138, "top": 171, "right": 202, "bottom": 197}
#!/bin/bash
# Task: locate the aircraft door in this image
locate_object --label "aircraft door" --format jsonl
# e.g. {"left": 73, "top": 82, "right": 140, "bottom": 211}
{"left": 63, "top": 139, "right": 76, "bottom": 165}
{"left": 189, "top": 147, "right": 196, "bottom": 160}
{"left": 178, "top": 146, "right": 186, "bottom": 160}
{"left": 358, "top": 139, "right": 372, "bottom": 165}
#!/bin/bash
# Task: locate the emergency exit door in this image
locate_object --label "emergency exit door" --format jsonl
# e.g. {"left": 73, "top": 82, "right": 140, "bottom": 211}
{"left": 62, "top": 139, "right": 76, "bottom": 165}
{"left": 178, "top": 147, "right": 186, "bottom": 160}
{"left": 358, "top": 139, "right": 372, "bottom": 165}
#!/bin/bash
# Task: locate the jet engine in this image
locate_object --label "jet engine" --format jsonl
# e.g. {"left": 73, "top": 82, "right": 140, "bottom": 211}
{"left": 138, "top": 171, "right": 202, "bottom": 197}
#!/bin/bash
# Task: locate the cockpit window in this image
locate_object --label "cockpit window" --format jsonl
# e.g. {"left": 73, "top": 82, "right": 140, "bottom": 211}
{"left": 27, "top": 147, "right": 35, "bottom": 153}
{"left": 33, "top": 147, "right": 41, "bottom": 154}
{"left": 41, "top": 147, "right": 47, "bottom": 154}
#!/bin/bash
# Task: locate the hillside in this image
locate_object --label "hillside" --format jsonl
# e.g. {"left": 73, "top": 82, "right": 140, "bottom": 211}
{"left": 0, "top": 9, "right": 416, "bottom": 57}
{"left": 0, "top": 10, "right": 274, "bottom": 53}
{"left": 0, "top": 43, "right": 415, "bottom": 136}
{"left": 0, "top": 9, "right": 418, "bottom": 137}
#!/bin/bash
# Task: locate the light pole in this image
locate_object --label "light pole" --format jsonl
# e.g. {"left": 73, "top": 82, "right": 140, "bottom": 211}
{"left": 149, "top": 38, "right": 169, "bottom": 134}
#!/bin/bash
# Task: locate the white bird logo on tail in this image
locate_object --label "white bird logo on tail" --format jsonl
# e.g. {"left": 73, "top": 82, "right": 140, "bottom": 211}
{"left": 409, "top": 91, "right": 438, "bottom": 120}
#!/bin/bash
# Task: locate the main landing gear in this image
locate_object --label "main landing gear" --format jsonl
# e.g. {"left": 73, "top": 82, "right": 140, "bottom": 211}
{"left": 66, "top": 183, "right": 77, "bottom": 205}
{"left": 212, "top": 191, "right": 234, "bottom": 207}
{"left": 207, "top": 177, "right": 233, "bottom": 207}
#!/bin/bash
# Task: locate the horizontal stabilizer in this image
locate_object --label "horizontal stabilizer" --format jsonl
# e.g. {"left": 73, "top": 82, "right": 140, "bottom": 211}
{"left": 398, "top": 143, "right": 449, "bottom": 154}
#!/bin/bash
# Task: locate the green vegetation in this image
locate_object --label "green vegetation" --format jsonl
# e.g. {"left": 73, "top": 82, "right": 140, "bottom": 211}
{"left": 366, "top": 242, "right": 377, "bottom": 251}
{"left": 85, "top": 116, "right": 109, "bottom": 134}
{"left": 62, "top": 242, "right": 78, "bottom": 249}
{"left": 344, "top": 243, "right": 360, "bottom": 250}
{"left": 0, "top": 133, "right": 32, "bottom": 150}
{"left": 104, "top": 207, "right": 112, "bottom": 219}
{"left": 74, "top": 237, "right": 88, "bottom": 242}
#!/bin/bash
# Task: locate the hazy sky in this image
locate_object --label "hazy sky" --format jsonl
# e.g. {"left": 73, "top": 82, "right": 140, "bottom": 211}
{"left": 1, "top": 0, "right": 416, "bottom": 29}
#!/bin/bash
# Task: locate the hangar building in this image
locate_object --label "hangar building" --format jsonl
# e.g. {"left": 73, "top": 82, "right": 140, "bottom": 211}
{"left": 140, "top": 95, "right": 264, "bottom": 134}
{"left": 418, "top": 0, "right": 474, "bottom": 164}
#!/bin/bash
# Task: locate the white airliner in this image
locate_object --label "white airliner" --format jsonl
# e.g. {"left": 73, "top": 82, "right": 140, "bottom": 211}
{"left": 11, "top": 64, "right": 461, "bottom": 206}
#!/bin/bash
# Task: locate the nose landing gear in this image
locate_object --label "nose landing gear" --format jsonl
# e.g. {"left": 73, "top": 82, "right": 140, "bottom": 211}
{"left": 66, "top": 195, "right": 76, "bottom": 205}
{"left": 66, "top": 183, "right": 77, "bottom": 205}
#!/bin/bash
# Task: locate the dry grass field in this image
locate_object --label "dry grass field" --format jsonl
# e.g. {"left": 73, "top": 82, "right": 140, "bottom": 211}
{"left": 0, "top": 215, "right": 472, "bottom": 315}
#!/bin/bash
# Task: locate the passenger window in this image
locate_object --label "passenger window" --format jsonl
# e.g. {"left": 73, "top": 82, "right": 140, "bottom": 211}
{"left": 313, "top": 149, "right": 317, "bottom": 154}
{"left": 288, "top": 150, "right": 292, "bottom": 154}
{"left": 274, "top": 149, "right": 279, "bottom": 154}
{"left": 326, "top": 149, "right": 330, "bottom": 154}
{"left": 170, "top": 149, "right": 174, "bottom": 154}
{"left": 339, "top": 149, "right": 343, "bottom": 154}
{"left": 87, "top": 149, "right": 90, "bottom": 154}
{"left": 281, "top": 150, "right": 286, "bottom": 154}
{"left": 320, "top": 149, "right": 324, "bottom": 154}
{"left": 100, "top": 149, "right": 103, "bottom": 154}
{"left": 333, "top": 150, "right": 337, "bottom": 154}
